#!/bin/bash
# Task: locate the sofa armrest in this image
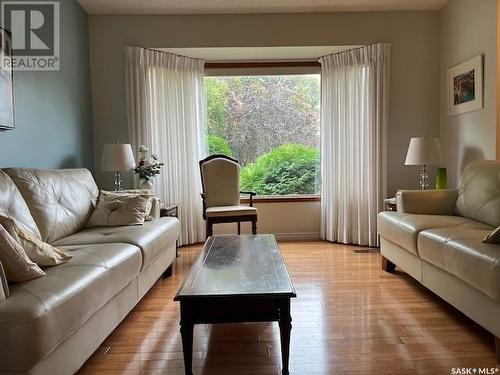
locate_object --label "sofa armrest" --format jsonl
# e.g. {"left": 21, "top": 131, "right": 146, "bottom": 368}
{"left": 396, "top": 189, "right": 459, "bottom": 215}
{"left": 0, "top": 261, "right": 9, "bottom": 301}
{"left": 150, "top": 198, "right": 161, "bottom": 220}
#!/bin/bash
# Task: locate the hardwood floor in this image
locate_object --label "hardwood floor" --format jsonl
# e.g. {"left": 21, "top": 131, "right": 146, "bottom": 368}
{"left": 79, "top": 241, "right": 498, "bottom": 375}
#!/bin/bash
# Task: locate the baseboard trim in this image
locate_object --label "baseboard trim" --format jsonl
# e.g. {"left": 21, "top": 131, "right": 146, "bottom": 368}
{"left": 189, "top": 232, "right": 322, "bottom": 244}
{"left": 274, "top": 232, "right": 321, "bottom": 241}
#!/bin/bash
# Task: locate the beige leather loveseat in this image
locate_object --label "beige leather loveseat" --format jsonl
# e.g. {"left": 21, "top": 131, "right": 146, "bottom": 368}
{"left": 0, "top": 168, "right": 179, "bottom": 374}
{"left": 378, "top": 160, "right": 500, "bottom": 358}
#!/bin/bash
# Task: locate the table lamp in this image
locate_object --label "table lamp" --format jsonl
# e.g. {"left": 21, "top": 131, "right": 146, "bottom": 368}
{"left": 101, "top": 143, "right": 136, "bottom": 191}
{"left": 405, "top": 137, "right": 443, "bottom": 190}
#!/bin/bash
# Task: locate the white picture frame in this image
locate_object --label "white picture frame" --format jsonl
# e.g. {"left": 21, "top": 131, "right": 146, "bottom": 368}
{"left": 447, "top": 54, "right": 483, "bottom": 116}
{"left": 0, "top": 27, "right": 14, "bottom": 130}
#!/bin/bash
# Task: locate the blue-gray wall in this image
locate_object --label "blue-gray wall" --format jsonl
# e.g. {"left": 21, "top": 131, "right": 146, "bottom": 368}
{"left": 0, "top": 0, "right": 94, "bottom": 170}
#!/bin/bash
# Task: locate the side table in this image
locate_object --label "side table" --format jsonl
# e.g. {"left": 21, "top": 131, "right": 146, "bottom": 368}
{"left": 384, "top": 197, "right": 397, "bottom": 211}
{"left": 160, "top": 203, "right": 179, "bottom": 257}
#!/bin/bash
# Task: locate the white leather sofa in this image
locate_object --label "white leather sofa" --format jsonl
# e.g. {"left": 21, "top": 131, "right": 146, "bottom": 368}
{"left": 378, "top": 160, "right": 500, "bottom": 360}
{"left": 0, "top": 168, "right": 179, "bottom": 374}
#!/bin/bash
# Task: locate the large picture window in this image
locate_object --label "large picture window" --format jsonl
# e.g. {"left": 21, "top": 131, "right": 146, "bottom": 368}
{"left": 204, "top": 74, "right": 321, "bottom": 196}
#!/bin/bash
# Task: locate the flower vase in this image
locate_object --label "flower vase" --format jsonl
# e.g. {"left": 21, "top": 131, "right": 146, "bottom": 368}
{"left": 140, "top": 179, "right": 154, "bottom": 191}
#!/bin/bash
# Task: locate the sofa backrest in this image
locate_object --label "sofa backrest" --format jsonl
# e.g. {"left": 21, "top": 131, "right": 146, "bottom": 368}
{"left": 0, "top": 170, "right": 41, "bottom": 239}
{"left": 456, "top": 160, "right": 500, "bottom": 228}
{"left": 3, "top": 168, "right": 99, "bottom": 243}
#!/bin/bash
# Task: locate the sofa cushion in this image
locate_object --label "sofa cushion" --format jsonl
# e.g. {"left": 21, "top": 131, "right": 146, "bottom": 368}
{"left": 418, "top": 227, "right": 500, "bottom": 301}
{"left": 53, "top": 217, "right": 179, "bottom": 270}
{"left": 377, "top": 211, "right": 491, "bottom": 255}
{"left": 0, "top": 242, "right": 142, "bottom": 372}
{"left": 455, "top": 160, "right": 500, "bottom": 228}
{"left": 0, "top": 170, "right": 41, "bottom": 239}
{"left": 396, "top": 189, "right": 458, "bottom": 215}
{"left": 4, "top": 168, "right": 99, "bottom": 243}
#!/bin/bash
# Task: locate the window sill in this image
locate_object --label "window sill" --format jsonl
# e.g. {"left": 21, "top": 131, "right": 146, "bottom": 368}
{"left": 240, "top": 194, "right": 321, "bottom": 204}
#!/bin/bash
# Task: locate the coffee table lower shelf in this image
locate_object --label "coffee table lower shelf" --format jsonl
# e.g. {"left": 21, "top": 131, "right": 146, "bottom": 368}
{"left": 178, "top": 296, "right": 292, "bottom": 375}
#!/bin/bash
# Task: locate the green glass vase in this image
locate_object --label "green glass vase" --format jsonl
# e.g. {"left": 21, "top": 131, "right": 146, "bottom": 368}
{"left": 435, "top": 167, "right": 447, "bottom": 190}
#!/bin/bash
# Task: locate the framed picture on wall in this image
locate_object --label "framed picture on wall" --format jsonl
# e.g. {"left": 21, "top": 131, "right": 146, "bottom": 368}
{"left": 447, "top": 54, "right": 483, "bottom": 116}
{"left": 0, "top": 27, "right": 14, "bottom": 130}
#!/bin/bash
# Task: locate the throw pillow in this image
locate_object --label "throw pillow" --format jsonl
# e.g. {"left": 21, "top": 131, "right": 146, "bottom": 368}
{"left": 0, "top": 262, "right": 9, "bottom": 299}
{"left": 0, "top": 216, "right": 72, "bottom": 267}
{"left": 0, "top": 224, "right": 46, "bottom": 282}
{"left": 483, "top": 226, "right": 500, "bottom": 244}
{"left": 86, "top": 192, "right": 151, "bottom": 228}
{"left": 104, "top": 189, "right": 155, "bottom": 220}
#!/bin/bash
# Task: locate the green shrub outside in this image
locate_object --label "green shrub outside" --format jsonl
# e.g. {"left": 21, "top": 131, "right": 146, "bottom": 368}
{"left": 240, "top": 144, "right": 319, "bottom": 195}
{"left": 208, "top": 135, "right": 233, "bottom": 157}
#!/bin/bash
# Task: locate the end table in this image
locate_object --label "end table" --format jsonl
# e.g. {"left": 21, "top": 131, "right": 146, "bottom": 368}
{"left": 384, "top": 197, "right": 397, "bottom": 211}
{"left": 160, "top": 203, "right": 178, "bottom": 219}
{"left": 160, "top": 203, "right": 179, "bottom": 257}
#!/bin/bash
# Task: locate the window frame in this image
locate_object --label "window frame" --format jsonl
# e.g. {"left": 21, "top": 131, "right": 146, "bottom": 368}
{"left": 241, "top": 194, "right": 321, "bottom": 204}
{"left": 204, "top": 63, "right": 322, "bottom": 200}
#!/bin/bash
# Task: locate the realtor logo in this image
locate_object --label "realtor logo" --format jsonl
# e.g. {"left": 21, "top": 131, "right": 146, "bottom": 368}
{"left": 1, "top": 1, "right": 60, "bottom": 70}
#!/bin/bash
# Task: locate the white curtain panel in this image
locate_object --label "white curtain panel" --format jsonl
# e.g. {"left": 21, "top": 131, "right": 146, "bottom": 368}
{"left": 319, "top": 44, "right": 390, "bottom": 246}
{"left": 125, "top": 47, "right": 206, "bottom": 245}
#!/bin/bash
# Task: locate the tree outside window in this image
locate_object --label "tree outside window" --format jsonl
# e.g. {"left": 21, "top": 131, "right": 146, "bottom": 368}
{"left": 204, "top": 74, "right": 320, "bottom": 196}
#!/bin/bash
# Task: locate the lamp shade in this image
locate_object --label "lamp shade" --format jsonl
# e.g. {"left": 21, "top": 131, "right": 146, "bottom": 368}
{"left": 100, "top": 143, "right": 136, "bottom": 172}
{"left": 405, "top": 137, "right": 443, "bottom": 166}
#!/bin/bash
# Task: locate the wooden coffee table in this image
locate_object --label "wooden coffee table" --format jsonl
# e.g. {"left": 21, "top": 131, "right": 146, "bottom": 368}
{"left": 174, "top": 234, "right": 297, "bottom": 375}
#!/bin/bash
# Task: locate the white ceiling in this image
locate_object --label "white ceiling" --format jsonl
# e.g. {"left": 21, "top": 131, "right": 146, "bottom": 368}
{"left": 78, "top": 0, "right": 449, "bottom": 15}
{"left": 157, "top": 46, "right": 359, "bottom": 62}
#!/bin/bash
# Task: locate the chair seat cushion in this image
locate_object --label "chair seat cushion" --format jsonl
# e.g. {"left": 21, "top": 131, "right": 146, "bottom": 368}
{"left": 0, "top": 242, "right": 142, "bottom": 372}
{"left": 418, "top": 227, "right": 500, "bottom": 301}
{"left": 206, "top": 205, "right": 257, "bottom": 218}
{"left": 52, "top": 217, "right": 179, "bottom": 270}
{"left": 377, "top": 211, "right": 491, "bottom": 255}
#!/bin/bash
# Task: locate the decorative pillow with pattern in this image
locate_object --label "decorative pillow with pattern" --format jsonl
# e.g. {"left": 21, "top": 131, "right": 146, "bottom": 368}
{"left": 0, "top": 216, "right": 72, "bottom": 267}
{"left": 107, "top": 190, "right": 155, "bottom": 220}
{"left": 483, "top": 226, "right": 500, "bottom": 244}
{"left": 86, "top": 192, "right": 151, "bottom": 228}
{"left": 0, "top": 224, "right": 46, "bottom": 282}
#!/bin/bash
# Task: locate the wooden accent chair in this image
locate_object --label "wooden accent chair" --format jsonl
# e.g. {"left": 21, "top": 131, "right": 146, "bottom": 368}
{"left": 199, "top": 154, "right": 257, "bottom": 238}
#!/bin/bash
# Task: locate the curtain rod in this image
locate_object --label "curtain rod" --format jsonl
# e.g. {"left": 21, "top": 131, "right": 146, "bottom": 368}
{"left": 146, "top": 46, "right": 375, "bottom": 67}
{"left": 205, "top": 61, "right": 321, "bottom": 69}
